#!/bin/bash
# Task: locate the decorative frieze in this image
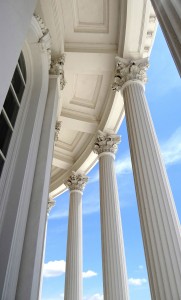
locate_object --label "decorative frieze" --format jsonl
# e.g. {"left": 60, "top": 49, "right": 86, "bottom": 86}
{"left": 50, "top": 54, "right": 66, "bottom": 90}
{"left": 65, "top": 172, "right": 88, "bottom": 192}
{"left": 47, "top": 197, "right": 56, "bottom": 214}
{"left": 55, "top": 121, "right": 62, "bottom": 141}
{"left": 93, "top": 130, "right": 120, "bottom": 155}
{"left": 112, "top": 57, "right": 149, "bottom": 91}
{"left": 33, "top": 14, "right": 51, "bottom": 69}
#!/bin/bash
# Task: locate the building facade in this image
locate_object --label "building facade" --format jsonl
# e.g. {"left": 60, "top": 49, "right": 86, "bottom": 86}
{"left": 0, "top": 0, "right": 180, "bottom": 299}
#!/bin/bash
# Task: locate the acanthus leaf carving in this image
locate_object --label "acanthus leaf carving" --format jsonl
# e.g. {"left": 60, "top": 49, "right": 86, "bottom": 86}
{"left": 65, "top": 171, "right": 88, "bottom": 192}
{"left": 112, "top": 57, "right": 149, "bottom": 91}
{"left": 50, "top": 54, "right": 66, "bottom": 90}
{"left": 93, "top": 130, "right": 121, "bottom": 155}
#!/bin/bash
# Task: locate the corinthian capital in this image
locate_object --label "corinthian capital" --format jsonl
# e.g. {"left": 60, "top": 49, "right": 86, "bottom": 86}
{"left": 93, "top": 130, "right": 121, "bottom": 155}
{"left": 65, "top": 172, "right": 88, "bottom": 192}
{"left": 112, "top": 57, "right": 149, "bottom": 91}
{"left": 50, "top": 54, "right": 66, "bottom": 90}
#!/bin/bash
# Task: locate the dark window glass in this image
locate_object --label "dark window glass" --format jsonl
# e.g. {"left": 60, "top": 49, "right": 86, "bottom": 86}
{"left": 18, "top": 53, "right": 26, "bottom": 82}
{"left": 0, "top": 52, "right": 26, "bottom": 177}
{"left": 0, "top": 112, "right": 13, "bottom": 157}
{"left": 4, "top": 88, "right": 19, "bottom": 127}
{"left": 0, "top": 155, "right": 5, "bottom": 176}
{"left": 11, "top": 67, "right": 25, "bottom": 102}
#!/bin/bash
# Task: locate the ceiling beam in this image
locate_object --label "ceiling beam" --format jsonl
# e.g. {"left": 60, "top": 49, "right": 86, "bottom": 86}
{"left": 60, "top": 110, "right": 98, "bottom": 134}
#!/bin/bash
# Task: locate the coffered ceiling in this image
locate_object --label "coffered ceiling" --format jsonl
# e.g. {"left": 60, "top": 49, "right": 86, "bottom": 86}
{"left": 35, "top": 0, "right": 157, "bottom": 198}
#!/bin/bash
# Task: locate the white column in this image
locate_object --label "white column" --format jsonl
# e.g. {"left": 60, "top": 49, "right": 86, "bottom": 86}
{"left": 0, "top": 0, "right": 37, "bottom": 110}
{"left": 113, "top": 57, "right": 181, "bottom": 300}
{"left": 15, "top": 71, "right": 62, "bottom": 300}
{"left": 64, "top": 172, "right": 88, "bottom": 300}
{"left": 93, "top": 131, "right": 129, "bottom": 300}
{"left": 150, "top": 0, "right": 181, "bottom": 76}
{"left": 38, "top": 197, "right": 56, "bottom": 300}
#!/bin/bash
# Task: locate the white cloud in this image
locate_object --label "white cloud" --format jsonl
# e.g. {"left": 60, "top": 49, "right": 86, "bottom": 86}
{"left": 49, "top": 209, "right": 68, "bottom": 220}
{"left": 128, "top": 278, "right": 147, "bottom": 286}
{"left": 115, "top": 156, "right": 132, "bottom": 174}
{"left": 43, "top": 260, "right": 66, "bottom": 278}
{"left": 43, "top": 260, "right": 97, "bottom": 279}
{"left": 89, "top": 171, "right": 99, "bottom": 183}
{"left": 83, "top": 270, "right": 97, "bottom": 278}
{"left": 115, "top": 127, "right": 181, "bottom": 175}
{"left": 138, "top": 265, "right": 144, "bottom": 270}
{"left": 161, "top": 127, "right": 181, "bottom": 165}
{"left": 84, "top": 294, "right": 103, "bottom": 300}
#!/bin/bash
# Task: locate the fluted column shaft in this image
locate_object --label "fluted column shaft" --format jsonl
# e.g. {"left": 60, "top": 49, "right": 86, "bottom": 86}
{"left": 94, "top": 131, "right": 129, "bottom": 300}
{"left": 150, "top": 0, "right": 181, "bottom": 76}
{"left": 122, "top": 80, "right": 181, "bottom": 300}
{"left": 64, "top": 173, "right": 88, "bottom": 300}
{"left": 64, "top": 190, "right": 82, "bottom": 300}
{"left": 99, "top": 152, "right": 129, "bottom": 300}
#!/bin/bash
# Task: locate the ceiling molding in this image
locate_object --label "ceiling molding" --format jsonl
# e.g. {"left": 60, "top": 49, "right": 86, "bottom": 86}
{"left": 52, "top": 153, "right": 73, "bottom": 170}
{"left": 65, "top": 42, "right": 118, "bottom": 53}
{"left": 60, "top": 114, "right": 98, "bottom": 134}
{"left": 72, "top": 0, "right": 109, "bottom": 33}
{"left": 120, "top": 0, "right": 157, "bottom": 59}
{"left": 55, "top": 131, "right": 82, "bottom": 152}
{"left": 70, "top": 74, "right": 103, "bottom": 109}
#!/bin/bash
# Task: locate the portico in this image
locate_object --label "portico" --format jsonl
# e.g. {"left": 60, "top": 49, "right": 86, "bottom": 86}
{"left": 0, "top": 0, "right": 180, "bottom": 299}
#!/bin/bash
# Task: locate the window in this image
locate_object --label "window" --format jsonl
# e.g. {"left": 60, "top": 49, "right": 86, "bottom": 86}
{"left": 0, "top": 52, "right": 26, "bottom": 176}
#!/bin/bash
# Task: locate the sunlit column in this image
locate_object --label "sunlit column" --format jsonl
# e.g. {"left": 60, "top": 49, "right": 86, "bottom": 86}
{"left": 64, "top": 172, "right": 88, "bottom": 300}
{"left": 150, "top": 0, "right": 181, "bottom": 75}
{"left": 112, "top": 57, "right": 181, "bottom": 300}
{"left": 38, "top": 197, "right": 56, "bottom": 300}
{"left": 93, "top": 131, "right": 129, "bottom": 300}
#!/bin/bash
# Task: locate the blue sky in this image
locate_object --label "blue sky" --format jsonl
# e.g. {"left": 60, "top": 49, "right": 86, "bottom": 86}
{"left": 42, "top": 26, "right": 181, "bottom": 300}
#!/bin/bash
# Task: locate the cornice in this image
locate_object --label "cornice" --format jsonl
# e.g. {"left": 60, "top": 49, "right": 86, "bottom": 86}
{"left": 33, "top": 14, "right": 51, "bottom": 69}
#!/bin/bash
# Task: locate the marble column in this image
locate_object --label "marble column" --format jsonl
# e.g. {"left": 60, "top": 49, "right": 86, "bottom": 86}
{"left": 38, "top": 197, "right": 56, "bottom": 300}
{"left": 93, "top": 131, "right": 129, "bottom": 300}
{"left": 150, "top": 0, "right": 181, "bottom": 76}
{"left": 113, "top": 57, "right": 181, "bottom": 300}
{"left": 64, "top": 172, "right": 88, "bottom": 300}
